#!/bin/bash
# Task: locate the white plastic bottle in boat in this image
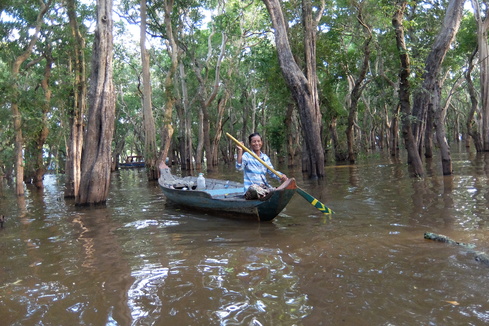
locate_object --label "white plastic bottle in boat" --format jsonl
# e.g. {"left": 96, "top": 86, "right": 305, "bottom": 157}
{"left": 196, "top": 173, "right": 206, "bottom": 190}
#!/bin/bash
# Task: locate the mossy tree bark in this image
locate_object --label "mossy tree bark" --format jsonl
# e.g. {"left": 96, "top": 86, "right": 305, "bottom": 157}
{"left": 76, "top": 0, "right": 116, "bottom": 205}
{"left": 262, "top": 0, "right": 325, "bottom": 178}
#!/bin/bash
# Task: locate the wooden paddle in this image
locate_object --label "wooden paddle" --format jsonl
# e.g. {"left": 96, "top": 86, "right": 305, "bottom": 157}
{"left": 226, "top": 132, "right": 334, "bottom": 215}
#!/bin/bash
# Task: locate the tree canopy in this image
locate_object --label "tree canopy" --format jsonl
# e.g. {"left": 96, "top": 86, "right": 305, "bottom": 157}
{"left": 0, "top": 0, "right": 486, "bottom": 193}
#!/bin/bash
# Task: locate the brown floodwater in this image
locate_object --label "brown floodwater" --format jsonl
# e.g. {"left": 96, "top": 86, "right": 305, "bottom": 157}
{"left": 1, "top": 148, "right": 489, "bottom": 325}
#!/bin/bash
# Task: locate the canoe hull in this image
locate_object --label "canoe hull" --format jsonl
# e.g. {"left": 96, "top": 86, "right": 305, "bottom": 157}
{"left": 158, "top": 169, "right": 296, "bottom": 221}
{"left": 120, "top": 156, "right": 145, "bottom": 168}
{"left": 119, "top": 162, "right": 145, "bottom": 168}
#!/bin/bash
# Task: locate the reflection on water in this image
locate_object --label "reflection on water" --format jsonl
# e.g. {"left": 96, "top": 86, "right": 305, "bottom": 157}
{"left": 127, "top": 245, "right": 311, "bottom": 325}
{"left": 1, "top": 150, "right": 489, "bottom": 325}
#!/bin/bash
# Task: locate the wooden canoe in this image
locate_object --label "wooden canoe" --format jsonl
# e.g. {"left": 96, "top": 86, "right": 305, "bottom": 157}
{"left": 158, "top": 166, "right": 297, "bottom": 221}
{"left": 120, "top": 156, "right": 145, "bottom": 168}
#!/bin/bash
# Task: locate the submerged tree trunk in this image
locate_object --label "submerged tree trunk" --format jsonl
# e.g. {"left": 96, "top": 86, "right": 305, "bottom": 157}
{"left": 76, "top": 0, "right": 115, "bottom": 205}
{"left": 193, "top": 32, "right": 227, "bottom": 171}
{"left": 10, "top": 0, "right": 50, "bottom": 196}
{"left": 158, "top": 0, "right": 178, "bottom": 170}
{"left": 65, "top": 0, "right": 87, "bottom": 198}
{"left": 177, "top": 62, "right": 193, "bottom": 170}
{"left": 424, "top": 102, "right": 436, "bottom": 159}
{"left": 432, "top": 81, "right": 452, "bottom": 175}
{"left": 471, "top": 0, "right": 489, "bottom": 151}
{"left": 379, "top": 69, "right": 399, "bottom": 157}
{"left": 140, "top": 0, "right": 158, "bottom": 181}
{"left": 390, "top": 104, "right": 400, "bottom": 157}
{"left": 466, "top": 48, "right": 484, "bottom": 151}
{"left": 330, "top": 117, "right": 343, "bottom": 161}
{"left": 195, "top": 109, "right": 205, "bottom": 170}
{"left": 411, "top": 0, "right": 464, "bottom": 165}
{"left": 429, "top": 0, "right": 464, "bottom": 174}
{"left": 392, "top": 0, "right": 424, "bottom": 177}
{"left": 34, "top": 52, "right": 53, "bottom": 188}
{"left": 285, "top": 102, "right": 300, "bottom": 167}
{"left": 210, "top": 94, "right": 229, "bottom": 166}
{"left": 346, "top": 4, "right": 372, "bottom": 164}
{"left": 262, "top": 0, "right": 324, "bottom": 178}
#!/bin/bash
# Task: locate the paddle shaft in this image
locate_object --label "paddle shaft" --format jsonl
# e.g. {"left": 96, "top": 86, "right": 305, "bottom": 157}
{"left": 226, "top": 133, "right": 333, "bottom": 215}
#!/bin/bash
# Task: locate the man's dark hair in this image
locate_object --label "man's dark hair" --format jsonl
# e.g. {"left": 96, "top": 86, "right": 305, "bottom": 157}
{"left": 248, "top": 132, "right": 262, "bottom": 143}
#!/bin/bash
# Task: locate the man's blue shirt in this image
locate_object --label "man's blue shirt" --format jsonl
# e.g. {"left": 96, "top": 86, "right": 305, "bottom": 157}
{"left": 236, "top": 152, "right": 281, "bottom": 192}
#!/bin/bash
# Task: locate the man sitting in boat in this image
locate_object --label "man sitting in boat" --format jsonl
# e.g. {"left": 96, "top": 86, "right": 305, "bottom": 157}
{"left": 236, "top": 132, "right": 288, "bottom": 199}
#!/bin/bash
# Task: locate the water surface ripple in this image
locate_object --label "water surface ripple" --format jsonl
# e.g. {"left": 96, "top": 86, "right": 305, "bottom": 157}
{"left": 1, "top": 150, "right": 489, "bottom": 325}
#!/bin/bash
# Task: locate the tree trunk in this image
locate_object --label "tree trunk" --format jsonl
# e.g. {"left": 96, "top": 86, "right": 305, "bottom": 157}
{"left": 76, "top": 0, "right": 115, "bottom": 205}
{"left": 379, "top": 69, "right": 399, "bottom": 157}
{"left": 411, "top": 0, "right": 464, "bottom": 160}
{"left": 465, "top": 48, "right": 484, "bottom": 151}
{"left": 390, "top": 104, "right": 400, "bottom": 157}
{"left": 424, "top": 104, "right": 434, "bottom": 158}
{"left": 471, "top": 0, "right": 489, "bottom": 151}
{"left": 241, "top": 90, "right": 249, "bottom": 139}
{"left": 140, "top": 0, "right": 158, "bottom": 181}
{"left": 210, "top": 94, "right": 229, "bottom": 166}
{"left": 432, "top": 81, "right": 452, "bottom": 175}
{"left": 262, "top": 0, "right": 324, "bottom": 178}
{"left": 34, "top": 52, "right": 53, "bottom": 188}
{"left": 392, "top": 1, "right": 424, "bottom": 177}
{"left": 330, "top": 117, "right": 346, "bottom": 161}
{"left": 65, "top": 0, "right": 87, "bottom": 198}
{"left": 10, "top": 0, "right": 50, "bottom": 196}
{"left": 436, "top": 74, "right": 464, "bottom": 174}
{"left": 158, "top": 0, "right": 178, "bottom": 170}
{"left": 430, "top": 0, "right": 464, "bottom": 174}
{"left": 302, "top": 0, "right": 323, "bottom": 169}
{"left": 177, "top": 62, "right": 193, "bottom": 170}
{"left": 346, "top": 5, "right": 372, "bottom": 164}
{"left": 285, "top": 101, "right": 299, "bottom": 167}
{"left": 195, "top": 109, "right": 204, "bottom": 170}
{"left": 192, "top": 32, "right": 227, "bottom": 172}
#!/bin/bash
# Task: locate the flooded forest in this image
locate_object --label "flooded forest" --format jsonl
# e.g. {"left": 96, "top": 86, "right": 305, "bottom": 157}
{"left": 2, "top": 0, "right": 489, "bottom": 324}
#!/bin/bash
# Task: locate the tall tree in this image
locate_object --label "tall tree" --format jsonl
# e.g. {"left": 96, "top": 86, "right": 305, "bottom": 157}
{"left": 345, "top": 1, "right": 372, "bottom": 164}
{"left": 190, "top": 31, "right": 227, "bottom": 171}
{"left": 33, "top": 48, "right": 53, "bottom": 188}
{"left": 262, "top": 0, "right": 325, "bottom": 178}
{"left": 158, "top": 0, "right": 178, "bottom": 169}
{"left": 76, "top": 0, "right": 116, "bottom": 205}
{"left": 9, "top": 0, "right": 51, "bottom": 196}
{"left": 392, "top": 0, "right": 424, "bottom": 177}
{"left": 65, "top": 0, "right": 88, "bottom": 198}
{"left": 412, "top": 0, "right": 464, "bottom": 175}
{"left": 176, "top": 61, "right": 193, "bottom": 171}
{"left": 140, "top": 0, "right": 158, "bottom": 180}
{"left": 413, "top": 0, "right": 465, "bottom": 159}
{"left": 465, "top": 47, "right": 484, "bottom": 151}
{"left": 471, "top": 0, "right": 489, "bottom": 151}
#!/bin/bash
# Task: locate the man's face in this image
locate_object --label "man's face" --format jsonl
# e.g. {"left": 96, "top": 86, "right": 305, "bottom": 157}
{"left": 250, "top": 135, "right": 262, "bottom": 152}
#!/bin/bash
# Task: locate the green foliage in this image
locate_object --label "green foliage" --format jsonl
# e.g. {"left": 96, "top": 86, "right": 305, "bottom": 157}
{"left": 267, "top": 115, "right": 287, "bottom": 154}
{"left": 0, "top": 0, "right": 481, "bottom": 174}
{"left": 456, "top": 13, "right": 478, "bottom": 56}
{"left": 320, "top": 77, "right": 346, "bottom": 119}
